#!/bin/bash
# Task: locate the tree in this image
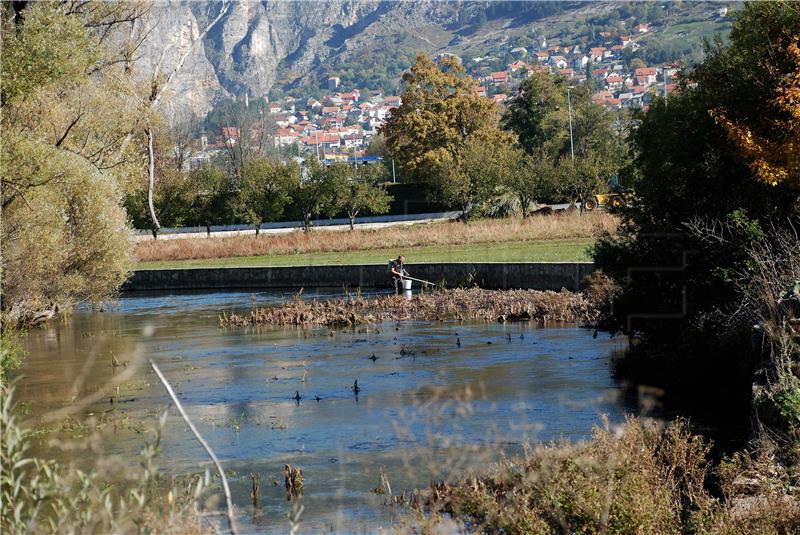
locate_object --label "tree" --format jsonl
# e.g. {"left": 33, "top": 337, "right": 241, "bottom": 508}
{"left": 709, "top": 9, "right": 800, "bottom": 189}
{"left": 329, "top": 163, "right": 393, "bottom": 230}
{"left": 292, "top": 157, "right": 340, "bottom": 232}
{"left": 593, "top": 2, "right": 800, "bottom": 342}
{"left": 190, "top": 166, "right": 236, "bottom": 234}
{"left": 0, "top": 2, "right": 141, "bottom": 326}
{"left": 557, "top": 151, "right": 614, "bottom": 211}
{"left": 429, "top": 136, "right": 509, "bottom": 221}
{"left": 381, "top": 53, "right": 513, "bottom": 203}
{"left": 237, "top": 157, "right": 299, "bottom": 233}
{"left": 502, "top": 72, "right": 570, "bottom": 157}
{"left": 499, "top": 147, "right": 558, "bottom": 218}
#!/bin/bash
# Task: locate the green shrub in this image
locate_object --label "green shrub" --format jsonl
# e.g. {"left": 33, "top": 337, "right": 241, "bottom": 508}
{"left": 0, "top": 385, "right": 213, "bottom": 534}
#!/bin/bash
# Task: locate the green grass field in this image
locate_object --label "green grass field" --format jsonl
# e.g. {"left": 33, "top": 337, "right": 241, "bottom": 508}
{"left": 137, "top": 238, "right": 594, "bottom": 270}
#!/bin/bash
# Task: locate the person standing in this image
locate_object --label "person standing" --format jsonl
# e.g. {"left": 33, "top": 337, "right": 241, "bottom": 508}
{"left": 390, "top": 255, "right": 409, "bottom": 294}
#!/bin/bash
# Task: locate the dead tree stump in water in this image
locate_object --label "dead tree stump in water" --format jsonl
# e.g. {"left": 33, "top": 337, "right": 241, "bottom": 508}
{"left": 251, "top": 473, "right": 261, "bottom": 509}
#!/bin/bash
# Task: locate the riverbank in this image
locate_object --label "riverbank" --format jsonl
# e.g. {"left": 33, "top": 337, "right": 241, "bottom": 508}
{"left": 404, "top": 418, "right": 800, "bottom": 533}
{"left": 124, "top": 262, "right": 595, "bottom": 292}
{"left": 137, "top": 238, "right": 593, "bottom": 269}
{"left": 135, "top": 212, "right": 616, "bottom": 266}
{"left": 221, "top": 287, "right": 596, "bottom": 328}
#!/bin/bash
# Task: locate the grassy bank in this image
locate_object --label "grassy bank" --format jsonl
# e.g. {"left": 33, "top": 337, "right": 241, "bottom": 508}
{"left": 138, "top": 238, "right": 594, "bottom": 269}
{"left": 135, "top": 212, "right": 616, "bottom": 267}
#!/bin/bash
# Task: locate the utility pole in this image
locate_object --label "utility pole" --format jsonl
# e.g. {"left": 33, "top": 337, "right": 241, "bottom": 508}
{"left": 567, "top": 86, "right": 575, "bottom": 161}
{"left": 391, "top": 158, "right": 396, "bottom": 183}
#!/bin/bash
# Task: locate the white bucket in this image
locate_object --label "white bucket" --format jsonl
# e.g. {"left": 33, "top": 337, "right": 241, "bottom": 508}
{"left": 402, "top": 279, "right": 412, "bottom": 291}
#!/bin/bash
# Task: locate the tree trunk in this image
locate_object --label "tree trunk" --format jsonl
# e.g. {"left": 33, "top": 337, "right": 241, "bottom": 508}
{"left": 520, "top": 195, "right": 529, "bottom": 219}
{"left": 146, "top": 127, "right": 161, "bottom": 234}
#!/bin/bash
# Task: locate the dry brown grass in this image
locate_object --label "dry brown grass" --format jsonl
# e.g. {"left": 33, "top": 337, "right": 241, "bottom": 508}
{"left": 221, "top": 287, "right": 595, "bottom": 328}
{"left": 137, "top": 212, "right": 618, "bottom": 263}
{"left": 404, "top": 418, "right": 800, "bottom": 534}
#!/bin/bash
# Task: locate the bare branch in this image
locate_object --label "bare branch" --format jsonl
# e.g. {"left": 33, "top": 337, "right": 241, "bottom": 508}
{"left": 149, "top": 360, "right": 239, "bottom": 535}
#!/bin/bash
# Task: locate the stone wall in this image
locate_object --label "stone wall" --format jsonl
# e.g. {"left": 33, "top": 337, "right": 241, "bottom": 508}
{"left": 123, "top": 263, "right": 595, "bottom": 292}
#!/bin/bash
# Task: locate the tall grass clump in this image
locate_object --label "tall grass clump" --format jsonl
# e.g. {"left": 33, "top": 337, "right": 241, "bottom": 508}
{"left": 407, "top": 417, "right": 800, "bottom": 534}
{"left": 0, "top": 385, "right": 214, "bottom": 534}
{"left": 136, "top": 211, "right": 618, "bottom": 263}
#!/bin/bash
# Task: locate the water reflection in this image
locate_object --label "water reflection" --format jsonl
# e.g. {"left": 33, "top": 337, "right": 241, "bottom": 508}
{"left": 18, "top": 291, "right": 630, "bottom": 534}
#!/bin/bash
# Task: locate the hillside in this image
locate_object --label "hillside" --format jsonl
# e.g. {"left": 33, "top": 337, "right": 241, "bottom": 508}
{"left": 135, "top": 1, "right": 734, "bottom": 119}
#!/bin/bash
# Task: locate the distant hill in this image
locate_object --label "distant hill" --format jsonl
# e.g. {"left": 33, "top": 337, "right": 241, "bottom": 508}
{"left": 136, "top": 1, "right": 733, "bottom": 120}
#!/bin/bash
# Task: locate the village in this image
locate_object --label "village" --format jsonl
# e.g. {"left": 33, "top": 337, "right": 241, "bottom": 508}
{"left": 188, "top": 10, "right": 727, "bottom": 170}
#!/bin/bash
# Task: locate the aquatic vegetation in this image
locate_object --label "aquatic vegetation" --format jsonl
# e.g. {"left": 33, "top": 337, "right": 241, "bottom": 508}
{"left": 284, "top": 464, "right": 304, "bottom": 501}
{"left": 222, "top": 288, "right": 596, "bottom": 328}
{"left": 0, "top": 385, "right": 214, "bottom": 534}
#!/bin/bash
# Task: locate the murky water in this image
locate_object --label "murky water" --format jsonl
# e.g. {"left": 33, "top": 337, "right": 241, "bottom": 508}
{"left": 17, "top": 290, "right": 631, "bottom": 534}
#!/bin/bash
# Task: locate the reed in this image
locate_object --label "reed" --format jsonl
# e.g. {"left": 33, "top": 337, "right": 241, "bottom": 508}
{"left": 137, "top": 212, "right": 617, "bottom": 263}
{"left": 221, "top": 288, "right": 596, "bottom": 328}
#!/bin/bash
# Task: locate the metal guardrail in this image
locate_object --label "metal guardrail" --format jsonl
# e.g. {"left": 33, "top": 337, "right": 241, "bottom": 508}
{"left": 132, "top": 211, "right": 463, "bottom": 238}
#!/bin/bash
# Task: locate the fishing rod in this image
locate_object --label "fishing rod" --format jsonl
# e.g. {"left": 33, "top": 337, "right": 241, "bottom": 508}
{"left": 401, "top": 275, "right": 439, "bottom": 287}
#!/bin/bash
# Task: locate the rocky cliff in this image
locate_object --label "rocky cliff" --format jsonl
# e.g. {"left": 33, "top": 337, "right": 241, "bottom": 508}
{"left": 137, "top": 0, "right": 477, "bottom": 119}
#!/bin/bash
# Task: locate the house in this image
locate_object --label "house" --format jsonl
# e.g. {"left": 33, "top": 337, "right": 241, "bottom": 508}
{"left": 491, "top": 93, "right": 509, "bottom": 104}
{"left": 307, "top": 98, "right": 322, "bottom": 111}
{"left": 636, "top": 23, "right": 649, "bottom": 34}
{"left": 605, "top": 75, "right": 624, "bottom": 89}
{"left": 558, "top": 68, "right": 574, "bottom": 78}
{"left": 273, "top": 128, "right": 300, "bottom": 147}
{"left": 610, "top": 44, "right": 625, "bottom": 58}
{"left": 534, "top": 51, "right": 549, "bottom": 63}
{"left": 267, "top": 102, "right": 282, "bottom": 114}
{"left": 573, "top": 55, "right": 589, "bottom": 71}
{"left": 374, "top": 105, "right": 393, "bottom": 121}
{"left": 634, "top": 67, "right": 658, "bottom": 85}
{"left": 491, "top": 71, "right": 509, "bottom": 84}
{"left": 549, "top": 56, "right": 568, "bottom": 69}
{"left": 321, "top": 106, "right": 340, "bottom": 115}
{"left": 525, "top": 64, "right": 550, "bottom": 77}
{"left": 221, "top": 126, "right": 239, "bottom": 140}
{"left": 589, "top": 47, "right": 605, "bottom": 63}
{"left": 593, "top": 90, "right": 613, "bottom": 102}
{"left": 507, "top": 60, "right": 527, "bottom": 72}
{"left": 510, "top": 47, "right": 527, "bottom": 58}
{"left": 618, "top": 35, "right": 631, "bottom": 47}
{"left": 383, "top": 95, "right": 402, "bottom": 107}
{"left": 598, "top": 31, "right": 612, "bottom": 40}
{"left": 327, "top": 76, "right": 340, "bottom": 90}
{"left": 342, "top": 134, "right": 364, "bottom": 149}
{"left": 592, "top": 67, "right": 609, "bottom": 79}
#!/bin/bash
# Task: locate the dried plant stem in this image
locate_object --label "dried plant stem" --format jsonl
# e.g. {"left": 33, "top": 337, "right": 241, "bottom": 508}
{"left": 150, "top": 360, "right": 239, "bottom": 535}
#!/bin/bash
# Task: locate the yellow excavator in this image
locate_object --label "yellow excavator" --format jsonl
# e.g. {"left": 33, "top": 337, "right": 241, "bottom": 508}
{"left": 583, "top": 176, "right": 635, "bottom": 211}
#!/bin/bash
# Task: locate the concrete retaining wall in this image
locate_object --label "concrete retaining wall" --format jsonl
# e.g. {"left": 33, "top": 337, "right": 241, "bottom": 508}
{"left": 123, "top": 263, "right": 595, "bottom": 293}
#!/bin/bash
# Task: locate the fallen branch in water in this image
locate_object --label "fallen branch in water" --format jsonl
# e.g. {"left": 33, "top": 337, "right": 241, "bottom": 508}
{"left": 150, "top": 360, "right": 239, "bottom": 535}
{"left": 221, "top": 288, "right": 596, "bottom": 328}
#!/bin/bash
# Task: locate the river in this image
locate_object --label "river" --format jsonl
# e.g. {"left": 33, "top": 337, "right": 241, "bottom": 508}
{"left": 17, "top": 290, "right": 631, "bottom": 533}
